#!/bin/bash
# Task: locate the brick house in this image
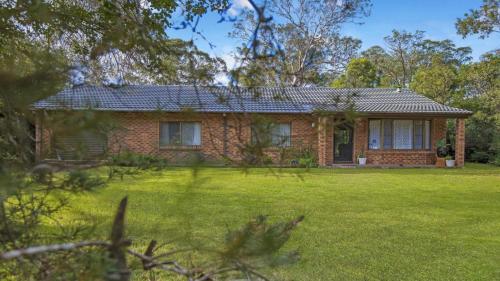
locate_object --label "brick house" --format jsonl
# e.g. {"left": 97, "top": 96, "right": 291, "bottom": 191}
{"left": 33, "top": 85, "right": 472, "bottom": 167}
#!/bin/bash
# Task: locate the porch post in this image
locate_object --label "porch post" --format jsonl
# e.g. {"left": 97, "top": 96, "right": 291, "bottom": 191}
{"left": 35, "top": 113, "right": 42, "bottom": 162}
{"left": 455, "top": 118, "right": 466, "bottom": 167}
{"left": 317, "top": 116, "right": 328, "bottom": 166}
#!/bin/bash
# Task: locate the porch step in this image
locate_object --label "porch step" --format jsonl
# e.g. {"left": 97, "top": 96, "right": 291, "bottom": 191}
{"left": 330, "top": 164, "right": 358, "bottom": 168}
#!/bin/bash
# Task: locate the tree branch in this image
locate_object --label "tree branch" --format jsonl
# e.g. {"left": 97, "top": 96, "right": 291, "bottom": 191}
{"left": 0, "top": 241, "right": 110, "bottom": 260}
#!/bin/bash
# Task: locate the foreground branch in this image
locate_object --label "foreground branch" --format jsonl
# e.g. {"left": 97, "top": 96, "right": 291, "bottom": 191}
{"left": 0, "top": 241, "right": 110, "bottom": 260}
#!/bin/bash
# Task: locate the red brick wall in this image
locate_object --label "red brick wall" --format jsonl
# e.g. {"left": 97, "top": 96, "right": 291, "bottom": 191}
{"left": 106, "top": 112, "right": 316, "bottom": 165}
{"left": 36, "top": 112, "right": 458, "bottom": 167}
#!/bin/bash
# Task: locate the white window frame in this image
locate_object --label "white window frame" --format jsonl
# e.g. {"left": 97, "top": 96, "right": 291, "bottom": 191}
{"left": 160, "top": 121, "right": 201, "bottom": 146}
{"left": 251, "top": 122, "right": 292, "bottom": 147}
{"left": 368, "top": 119, "right": 431, "bottom": 150}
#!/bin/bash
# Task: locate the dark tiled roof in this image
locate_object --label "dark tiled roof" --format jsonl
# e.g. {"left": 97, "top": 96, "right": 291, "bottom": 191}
{"left": 32, "top": 85, "right": 472, "bottom": 116}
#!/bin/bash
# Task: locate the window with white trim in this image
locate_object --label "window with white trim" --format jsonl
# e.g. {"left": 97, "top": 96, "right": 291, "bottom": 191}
{"left": 368, "top": 119, "right": 431, "bottom": 150}
{"left": 369, "top": 120, "right": 381, "bottom": 149}
{"left": 251, "top": 123, "right": 291, "bottom": 147}
{"left": 160, "top": 122, "right": 201, "bottom": 146}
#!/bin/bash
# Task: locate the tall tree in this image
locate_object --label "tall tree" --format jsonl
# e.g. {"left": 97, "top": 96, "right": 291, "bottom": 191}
{"left": 331, "top": 57, "right": 378, "bottom": 88}
{"left": 231, "top": 0, "right": 370, "bottom": 86}
{"left": 410, "top": 56, "right": 459, "bottom": 105}
{"left": 417, "top": 39, "right": 472, "bottom": 67}
{"left": 383, "top": 30, "right": 424, "bottom": 87}
{"left": 360, "top": 46, "right": 393, "bottom": 87}
{"left": 456, "top": 0, "right": 500, "bottom": 39}
{"left": 456, "top": 53, "right": 500, "bottom": 163}
{"left": 359, "top": 32, "right": 472, "bottom": 88}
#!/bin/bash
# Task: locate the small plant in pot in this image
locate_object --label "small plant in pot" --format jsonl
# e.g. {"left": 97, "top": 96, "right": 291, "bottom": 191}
{"left": 358, "top": 150, "right": 367, "bottom": 166}
{"left": 435, "top": 138, "right": 447, "bottom": 168}
{"left": 445, "top": 155, "right": 455, "bottom": 167}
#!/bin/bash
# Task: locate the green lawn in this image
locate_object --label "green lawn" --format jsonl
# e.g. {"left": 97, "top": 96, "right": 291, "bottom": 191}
{"left": 51, "top": 164, "right": 500, "bottom": 280}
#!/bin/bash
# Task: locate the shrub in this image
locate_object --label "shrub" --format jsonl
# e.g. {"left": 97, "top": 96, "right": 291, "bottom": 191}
{"left": 31, "top": 164, "right": 55, "bottom": 184}
{"left": 62, "top": 170, "right": 105, "bottom": 191}
{"left": 109, "top": 151, "right": 167, "bottom": 170}
{"left": 436, "top": 138, "right": 448, "bottom": 157}
{"left": 291, "top": 146, "right": 317, "bottom": 168}
{"left": 470, "top": 151, "right": 491, "bottom": 163}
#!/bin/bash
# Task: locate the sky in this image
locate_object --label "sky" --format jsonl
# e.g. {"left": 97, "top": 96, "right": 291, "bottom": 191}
{"left": 168, "top": 0, "right": 500, "bottom": 69}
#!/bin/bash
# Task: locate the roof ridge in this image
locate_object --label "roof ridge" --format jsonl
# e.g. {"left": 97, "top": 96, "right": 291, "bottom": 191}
{"left": 70, "top": 84, "right": 407, "bottom": 91}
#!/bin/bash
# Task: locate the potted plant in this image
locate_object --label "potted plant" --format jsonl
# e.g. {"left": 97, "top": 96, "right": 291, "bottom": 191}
{"left": 358, "top": 150, "right": 367, "bottom": 166}
{"left": 445, "top": 155, "right": 455, "bottom": 167}
{"left": 435, "top": 138, "right": 447, "bottom": 168}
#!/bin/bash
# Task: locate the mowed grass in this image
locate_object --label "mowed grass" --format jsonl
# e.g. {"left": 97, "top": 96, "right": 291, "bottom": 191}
{"left": 50, "top": 164, "right": 500, "bottom": 280}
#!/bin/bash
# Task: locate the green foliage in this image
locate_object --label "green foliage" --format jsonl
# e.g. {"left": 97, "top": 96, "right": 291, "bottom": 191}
{"left": 457, "top": 54, "right": 499, "bottom": 164}
{"left": 224, "top": 215, "right": 303, "bottom": 267}
{"left": 382, "top": 30, "right": 425, "bottom": 87}
{"left": 109, "top": 151, "right": 168, "bottom": 170}
{"left": 418, "top": 39, "right": 472, "bottom": 66}
{"left": 358, "top": 150, "right": 366, "bottom": 158}
{"left": 358, "top": 32, "right": 472, "bottom": 88}
{"left": 62, "top": 170, "right": 105, "bottom": 191}
{"left": 470, "top": 151, "right": 491, "bottom": 163}
{"left": 410, "top": 56, "right": 459, "bottom": 104}
{"left": 436, "top": 138, "right": 448, "bottom": 157}
{"left": 331, "top": 58, "right": 378, "bottom": 88}
{"left": 31, "top": 164, "right": 55, "bottom": 185}
{"left": 290, "top": 146, "right": 317, "bottom": 168}
{"left": 456, "top": 0, "right": 500, "bottom": 39}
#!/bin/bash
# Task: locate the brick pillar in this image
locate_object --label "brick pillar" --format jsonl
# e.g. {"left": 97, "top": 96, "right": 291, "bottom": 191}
{"left": 455, "top": 118, "right": 465, "bottom": 167}
{"left": 353, "top": 118, "right": 368, "bottom": 161}
{"left": 35, "top": 113, "right": 52, "bottom": 161}
{"left": 317, "top": 117, "right": 328, "bottom": 166}
{"left": 35, "top": 114, "right": 42, "bottom": 161}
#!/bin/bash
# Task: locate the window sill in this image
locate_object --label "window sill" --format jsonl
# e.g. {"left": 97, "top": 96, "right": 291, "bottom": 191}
{"left": 159, "top": 145, "right": 202, "bottom": 151}
{"left": 367, "top": 149, "right": 433, "bottom": 153}
{"left": 263, "top": 146, "right": 292, "bottom": 151}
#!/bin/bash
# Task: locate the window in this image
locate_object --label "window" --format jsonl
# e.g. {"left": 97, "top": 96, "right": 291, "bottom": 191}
{"left": 382, "top": 120, "right": 393, "bottom": 149}
{"left": 414, "top": 120, "right": 424, "bottom": 149}
{"left": 368, "top": 119, "right": 431, "bottom": 150}
{"left": 393, "top": 120, "right": 413, "bottom": 149}
{"left": 160, "top": 122, "right": 201, "bottom": 146}
{"left": 369, "top": 120, "right": 381, "bottom": 149}
{"left": 251, "top": 123, "right": 291, "bottom": 147}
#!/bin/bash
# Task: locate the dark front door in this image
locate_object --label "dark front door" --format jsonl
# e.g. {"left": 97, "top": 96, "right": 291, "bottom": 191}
{"left": 334, "top": 124, "right": 354, "bottom": 163}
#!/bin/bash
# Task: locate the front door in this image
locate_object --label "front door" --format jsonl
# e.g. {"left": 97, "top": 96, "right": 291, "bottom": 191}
{"left": 334, "top": 124, "right": 354, "bottom": 163}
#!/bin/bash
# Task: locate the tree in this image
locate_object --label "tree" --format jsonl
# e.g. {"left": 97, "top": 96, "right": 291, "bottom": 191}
{"left": 410, "top": 56, "right": 459, "bottom": 105}
{"left": 331, "top": 58, "right": 378, "bottom": 88}
{"left": 231, "top": 0, "right": 370, "bottom": 86}
{"left": 456, "top": 0, "right": 500, "bottom": 39}
{"left": 383, "top": 30, "right": 425, "bottom": 87}
{"left": 85, "top": 40, "right": 226, "bottom": 85}
{"left": 360, "top": 46, "right": 393, "bottom": 87}
{"left": 456, "top": 53, "right": 500, "bottom": 164}
{"left": 417, "top": 39, "right": 472, "bottom": 67}
{"left": 359, "top": 32, "right": 472, "bottom": 88}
